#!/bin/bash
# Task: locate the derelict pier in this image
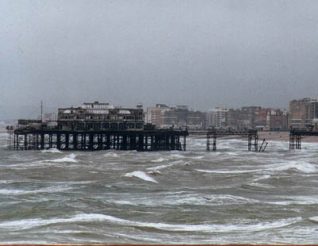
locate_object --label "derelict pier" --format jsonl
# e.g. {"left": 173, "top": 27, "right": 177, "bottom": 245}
{"left": 8, "top": 102, "right": 188, "bottom": 151}
{"left": 11, "top": 128, "right": 187, "bottom": 151}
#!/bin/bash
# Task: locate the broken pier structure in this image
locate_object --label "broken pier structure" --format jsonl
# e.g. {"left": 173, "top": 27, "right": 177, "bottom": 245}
{"left": 289, "top": 129, "right": 318, "bottom": 150}
{"left": 206, "top": 129, "right": 259, "bottom": 151}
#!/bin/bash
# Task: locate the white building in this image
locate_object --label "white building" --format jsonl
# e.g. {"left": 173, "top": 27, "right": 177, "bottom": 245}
{"left": 146, "top": 104, "right": 170, "bottom": 127}
{"left": 207, "top": 107, "right": 228, "bottom": 128}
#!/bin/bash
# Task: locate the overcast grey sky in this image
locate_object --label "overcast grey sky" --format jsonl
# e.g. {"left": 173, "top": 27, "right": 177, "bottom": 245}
{"left": 1, "top": 0, "right": 318, "bottom": 119}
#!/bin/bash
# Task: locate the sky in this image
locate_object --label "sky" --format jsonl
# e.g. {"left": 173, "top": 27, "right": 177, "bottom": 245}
{"left": 1, "top": 0, "right": 318, "bottom": 119}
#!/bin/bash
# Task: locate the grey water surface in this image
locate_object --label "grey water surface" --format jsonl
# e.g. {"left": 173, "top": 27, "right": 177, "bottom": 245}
{"left": 0, "top": 133, "right": 318, "bottom": 244}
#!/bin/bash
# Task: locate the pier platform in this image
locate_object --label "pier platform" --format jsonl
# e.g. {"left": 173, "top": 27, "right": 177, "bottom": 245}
{"left": 10, "top": 128, "right": 188, "bottom": 151}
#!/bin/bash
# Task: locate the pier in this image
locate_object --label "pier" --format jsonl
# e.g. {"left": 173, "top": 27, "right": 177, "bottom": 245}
{"left": 188, "top": 129, "right": 259, "bottom": 151}
{"left": 10, "top": 128, "right": 188, "bottom": 151}
{"left": 289, "top": 129, "right": 318, "bottom": 150}
{"left": 206, "top": 129, "right": 259, "bottom": 151}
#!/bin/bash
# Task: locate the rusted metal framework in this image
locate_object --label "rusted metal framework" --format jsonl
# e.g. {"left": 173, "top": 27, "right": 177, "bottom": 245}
{"left": 11, "top": 129, "right": 188, "bottom": 151}
{"left": 289, "top": 129, "right": 318, "bottom": 150}
{"left": 206, "top": 129, "right": 259, "bottom": 151}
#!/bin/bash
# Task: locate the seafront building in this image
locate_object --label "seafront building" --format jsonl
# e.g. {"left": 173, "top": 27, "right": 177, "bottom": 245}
{"left": 146, "top": 104, "right": 206, "bottom": 130}
{"left": 57, "top": 101, "right": 144, "bottom": 131}
{"left": 289, "top": 98, "right": 318, "bottom": 129}
{"left": 206, "top": 107, "right": 228, "bottom": 128}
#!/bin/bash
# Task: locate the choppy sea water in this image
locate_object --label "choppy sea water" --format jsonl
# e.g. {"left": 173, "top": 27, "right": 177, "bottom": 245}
{"left": 1, "top": 132, "right": 318, "bottom": 244}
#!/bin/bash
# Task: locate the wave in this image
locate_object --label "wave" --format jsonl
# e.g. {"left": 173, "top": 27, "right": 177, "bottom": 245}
{"left": 309, "top": 217, "right": 318, "bottom": 223}
{"left": 112, "top": 193, "right": 259, "bottom": 207}
{"left": 0, "top": 213, "right": 301, "bottom": 233}
{"left": 270, "top": 161, "right": 316, "bottom": 173}
{"left": 50, "top": 153, "right": 77, "bottom": 163}
{"left": 104, "top": 152, "right": 119, "bottom": 158}
{"left": 147, "top": 164, "right": 172, "bottom": 171}
{"left": 191, "top": 155, "right": 205, "bottom": 160}
{"left": 124, "top": 171, "right": 158, "bottom": 183}
{"left": 253, "top": 174, "right": 271, "bottom": 181}
{"left": 169, "top": 153, "right": 185, "bottom": 159}
{"left": 0, "top": 185, "right": 72, "bottom": 195}
{"left": 41, "top": 148, "right": 62, "bottom": 154}
{"left": 267, "top": 196, "right": 318, "bottom": 206}
{"left": 195, "top": 161, "right": 317, "bottom": 175}
{"left": 151, "top": 157, "right": 167, "bottom": 163}
{"left": 195, "top": 169, "right": 259, "bottom": 174}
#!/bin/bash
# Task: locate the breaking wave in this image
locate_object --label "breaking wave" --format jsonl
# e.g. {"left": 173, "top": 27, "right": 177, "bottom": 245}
{"left": 0, "top": 185, "right": 72, "bottom": 195}
{"left": 50, "top": 153, "right": 77, "bottom": 163}
{"left": 124, "top": 171, "right": 158, "bottom": 183}
{"left": 41, "top": 148, "right": 62, "bottom": 154}
{"left": 0, "top": 213, "right": 302, "bottom": 233}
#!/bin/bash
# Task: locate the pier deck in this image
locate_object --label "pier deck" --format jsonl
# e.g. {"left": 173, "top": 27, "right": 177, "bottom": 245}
{"left": 10, "top": 129, "right": 188, "bottom": 151}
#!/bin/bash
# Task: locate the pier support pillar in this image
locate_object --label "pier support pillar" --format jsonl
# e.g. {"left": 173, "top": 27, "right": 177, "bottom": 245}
{"left": 289, "top": 134, "right": 295, "bottom": 150}
{"left": 212, "top": 134, "right": 217, "bottom": 151}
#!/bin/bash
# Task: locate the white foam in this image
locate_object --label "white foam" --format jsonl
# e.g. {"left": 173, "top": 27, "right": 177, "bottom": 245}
{"left": 151, "top": 157, "right": 167, "bottom": 163}
{"left": 0, "top": 213, "right": 122, "bottom": 231}
{"left": 0, "top": 186, "right": 72, "bottom": 195}
{"left": 133, "top": 217, "right": 302, "bottom": 233}
{"left": 110, "top": 193, "right": 259, "bottom": 207}
{"left": 50, "top": 153, "right": 77, "bottom": 163}
{"left": 196, "top": 161, "right": 317, "bottom": 175}
{"left": 41, "top": 148, "right": 62, "bottom": 153}
{"left": 104, "top": 152, "right": 119, "bottom": 158}
{"left": 167, "top": 194, "right": 259, "bottom": 206}
{"left": 169, "top": 153, "right": 185, "bottom": 159}
{"left": 247, "top": 182, "right": 274, "bottom": 189}
{"left": 124, "top": 171, "right": 158, "bottom": 183}
{"left": 271, "top": 161, "right": 317, "bottom": 173}
{"left": 253, "top": 174, "right": 271, "bottom": 182}
{"left": 191, "top": 155, "right": 205, "bottom": 160}
{"left": 195, "top": 169, "right": 260, "bottom": 174}
{"left": 309, "top": 216, "right": 318, "bottom": 223}
{"left": 0, "top": 213, "right": 301, "bottom": 233}
{"left": 267, "top": 196, "right": 318, "bottom": 206}
{"left": 147, "top": 164, "right": 173, "bottom": 171}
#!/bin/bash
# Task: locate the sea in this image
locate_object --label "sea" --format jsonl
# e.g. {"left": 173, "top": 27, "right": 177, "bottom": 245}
{"left": 0, "top": 131, "right": 318, "bottom": 244}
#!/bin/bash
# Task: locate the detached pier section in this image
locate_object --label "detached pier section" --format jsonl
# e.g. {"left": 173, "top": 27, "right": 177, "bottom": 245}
{"left": 289, "top": 129, "right": 318, "bottom": 150}
{"left": 11, "top": 129, "right": 188, "bottom": 151}
{"left": 206, "top": 129, "right": 259, "bottom": 151}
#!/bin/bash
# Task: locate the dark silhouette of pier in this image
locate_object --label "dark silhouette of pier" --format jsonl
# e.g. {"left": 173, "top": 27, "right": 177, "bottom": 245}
{"left": 189, "top": 129, "right": 260, "bottom": 151}
{"left": 289, "top": 129, "right": 318, "bottom": 150}
{"left": 11, "top": 128, "right": 188, "bottom": 151}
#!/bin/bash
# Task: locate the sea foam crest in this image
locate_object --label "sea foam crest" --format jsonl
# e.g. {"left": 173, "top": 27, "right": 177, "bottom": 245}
{"left": 104, "top": 152, "right": 119, "bottom": 158}
{"left": 195, "top": 169, "right": 260, "bottom": 174}
{"left": 0, "top": 185, "right": 72, "bottom": 195}
{"left": 50, "top": 153, "right": 77, "bottom": 163}
{"left": 0, "top": 213, "right": 301, "bottom": 233}
{"left": 41, "top": 148, "right": 62, "bottom": 153}
{"left": 272, "top": 161, "right": 316, "bottom": 173}
{"left": 309, "top": 216, "right": 318, "bottom": 223}
{"left": 124, "top": 171, "right": 158, "bottom": 183}
{"left": 151, "top": 157, "right": 167, "bottom": 163}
